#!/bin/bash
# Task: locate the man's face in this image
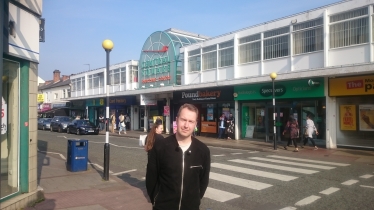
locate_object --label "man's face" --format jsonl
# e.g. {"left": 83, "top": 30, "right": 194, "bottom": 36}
{"left": 176, "top": 108, "right": 197, "bottom": 138}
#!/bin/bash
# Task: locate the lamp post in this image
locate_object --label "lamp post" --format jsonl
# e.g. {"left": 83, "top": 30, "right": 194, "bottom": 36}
{"left": 270, "top": 72, "right": 277, "bottom": 150}
{"left": 102, "top": 39, "right": 114, "bottom": 181}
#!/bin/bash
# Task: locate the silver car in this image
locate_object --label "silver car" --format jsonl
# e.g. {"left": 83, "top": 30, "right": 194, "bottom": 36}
{"left": 38, "top": 118, "right": 52, "bottom": 130}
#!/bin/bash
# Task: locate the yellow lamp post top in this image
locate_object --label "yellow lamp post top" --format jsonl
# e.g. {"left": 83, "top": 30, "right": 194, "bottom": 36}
{"left": 102, "top": 39, "right": 114, "bottom": 51}
{"left": 270, "top": 72, "right": 277, "bottom": 80}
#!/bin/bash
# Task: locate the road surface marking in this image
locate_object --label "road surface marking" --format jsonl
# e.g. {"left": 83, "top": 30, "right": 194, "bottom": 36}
{"left": 251, "top": 157, "right": 335, "bottom": 170}
{"left": 319, "top": 187, "right": 340, "bottom": 195}
{"left": 211, "top": 163, "right": 297, "bottom": 181}
{"left": 88, "top": 163, "right": 114, "bottom": 174}
{"left": 360, "top": 185, "right": 374, "bottom": 189}
{"left": 213, "top": 154, "right": 225, "bottom": 157}
{"left": 204, "top": 187, "right": 240, "bottom": 202}
{"left": 249, "top": 151, "right": 259, "bottom": 154}
{"left": 341, "top": 179, "right": 359, "bottom": 185}
{"left": 295, "top": 195, "right": 321, "bottom": 206}
{"left": 87, "top": 141, "right": 143, "bottom": 149}
{"left": 141, "top": 177, "right": 145, "bottom": 180}
{"left": 208, "top": 146, "right": 246, "bottom": 151}
{"left": 112, "top": 169, "right": 137, "bottom": 176}
{"left": 57, "top": 136, "right": 67, "bottom": 139}
{"left": 37, "top": 150, "right": 66, "bottom": 160}
{"left": 210, "top": 172, "right": 272, "bottom": 190}
{"left": 360, "top": 174, "right": 373, "bottom": 179}
{"left": 229, "top": 159, "right": 319, "bottom": 174}
{"left": 267, "top": 155, "right": 350, "bottom": 166}
{"left": 279, "top": 207, "right": 297, "bottom": 210}
{"left": 231, "top": 153, "right": 243, "bottom": 155}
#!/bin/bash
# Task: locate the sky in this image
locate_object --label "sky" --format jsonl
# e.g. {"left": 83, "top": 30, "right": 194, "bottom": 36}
{"left": 39, "top": 0, "right": 340, "bottom": 80}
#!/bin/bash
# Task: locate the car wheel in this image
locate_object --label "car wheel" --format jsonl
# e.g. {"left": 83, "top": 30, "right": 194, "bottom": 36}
{"left": 42, "top": 126, "right": 45, "bottom": 130}
{"left": 67, "top": 128, "right": 70, "bottom": 134}
{"left": 76, "top": 129, "right": 80, "bottom": 135}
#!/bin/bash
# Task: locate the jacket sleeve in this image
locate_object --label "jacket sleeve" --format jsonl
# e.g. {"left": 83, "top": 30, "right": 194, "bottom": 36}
{"left": 146, "top": 144, "right": 159, "bottom": 203}
{"left": 199, "top": 147, "right": 211, "bottom": 198}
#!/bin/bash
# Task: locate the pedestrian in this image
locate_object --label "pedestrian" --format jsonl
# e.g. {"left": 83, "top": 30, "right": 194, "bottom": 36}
{"left": 110, "top": 112, "right": 116, "bottom": 133}
{"left": 217, "top": 113, "right": 227, "bottom": 139}
{"left": 146, "top": 103, "right": 211, "bottom": 210}
{"left": 99, "top": 115, "right": 105, "bottom": 131}
{"left": 125, "top": 114, "right": 131, "bottom": 130}
{"left": 118, "top": 113, "right": 126, "bottom": 135}
{"left": 282, "top": 115, "right": 300, "bottom": 152}
{"left": 144, "top": 121, "right": 164, "bottom": 154}
{"left": 226, "top": 113, "right": 235, "bottom": 140}
{"left": 302, "top": 115, "right": 319, "bottom": 150}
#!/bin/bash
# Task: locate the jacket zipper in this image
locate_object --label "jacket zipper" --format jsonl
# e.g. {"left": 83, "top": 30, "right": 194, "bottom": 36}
{"left": 190, "top": 165, "right": 203, "bottom": 169}
{"left": 153, "top": 191, "right": 160, "bottom": 207}
{"left": 178, "top": 150, "right": 185, "bottom": 210}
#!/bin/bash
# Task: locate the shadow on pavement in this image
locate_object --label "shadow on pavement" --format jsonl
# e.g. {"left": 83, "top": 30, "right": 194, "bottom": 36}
{"left": 117, "top": 173, "right": 150, "bottom": 203}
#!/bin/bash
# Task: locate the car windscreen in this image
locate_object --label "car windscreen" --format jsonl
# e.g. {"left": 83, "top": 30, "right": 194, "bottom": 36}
{"left": 44, "top": 119, "right": 51, "bottom": 122}
{"left": 60, "top": 117, "right": 71, "bottom": 122}
{"left": 77, "top": 121, "right": 94, "bottom": 126}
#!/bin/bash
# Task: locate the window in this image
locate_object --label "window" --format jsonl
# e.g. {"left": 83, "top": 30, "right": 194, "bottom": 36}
{"left": 77, "top": 79, "right": 81, "bottom": 91}
{"left": 120, "top": 67, "right": 126, "bottom": 84}
{"left": 219, "top": 40, "right": 234, "bottom": 67}
{"left": 98, "top": 73, "right": 104, "bottom": 87}
{"left": 264, "top": 35, "right": 289, "bottom": 59}
{"left": 239, "top": 34, "right": 261, "bottom": 44}
{"left": 130, "top": 65, "right": 138, "bottom": 83}
{"left": 110, "top": 69, "right": 120, "bottom": 85}
{"left": 264, "top": 27, "right": 289, "bottom": 38}
{"left": 188, "top": 49, "right": 201, "bottom": 72}
{"left": 54, "top": 93, "right": 58, "bottom": 99}
{"left": 330, "top": 7, "right": 368, "bottom": 23}
{"left": 293, "top": 18, "right": 324, "bottom": 55}
{"left": 330, "top": 17, "right": 368, "bottom": 48}
{"left": 239, "top": 35, "right": 261, "bottom": 64}
{"left": 177, "top": 53, "right": 183, "bottom": 85}
{"left": 202, "top": 45, "right": 217, "bottom": 70}
{"left": 67, "top": 89, "right": 71, "bottom": 98}
{"left": 71, "top": 79, "right": 76, "bottom": 91}
{"left": 63, "top": 89, "right": 66, "bottom": 98}
{"left": 88, "top": 75, "right": 93, "bottom": 89}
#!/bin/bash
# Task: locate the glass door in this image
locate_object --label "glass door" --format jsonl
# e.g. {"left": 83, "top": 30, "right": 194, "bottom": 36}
{"left": 139, "top": 107, "right": 145, "bottom": 129}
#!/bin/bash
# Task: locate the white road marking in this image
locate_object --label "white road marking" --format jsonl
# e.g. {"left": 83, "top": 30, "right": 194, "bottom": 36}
{"left": 88, "top": 141, "right": 143, "bottom": 149}
{"left": 88, "top": 163, "right": 114, "bottom": 174}
{"left": 210, "top": 172, "right": 272, "bottom": 190}
{"left": 57, "top": 136, "right": 67, "bottom": 139}
{"left": 341, "top": 179, "right": 359, "bottom": 185}
{"left": 112, "top": 169, "right": 137, "bottom": 176}
{"left": 204, "top": 187, "right": 240, "bottom": 202}
{"left": 231, "top": 153, "right": 243, "bottom": 155}
{"left": 208, "top": 146, "right": 246, "bottom": 151}
{"left": 211, "top": 163, "right": 297, "bottom": 181}
{"left": 213, "top": 154, "right": 225, "bottom": 157}
{"left": 229, "top": 159, "right": 319, "bottom": 174}
{"left": 295, "top": 195, "right": 321, "bottom": 206}
{"left": 267, "top": 155, "right": 350, "bottom": 166}
{"left": 250, "top": 157, "right": 335, "bottom": 170}
{"left": 360, "top": 185, "right": 374, "bottom": 189}
{"left": 141, "top": 177, "right": 145, "bottom": 180}
{"left": 319, "top": 187, "right": 340, "bottom": 195}
{"left": 249, "top": 151, "right": 259, "bottom": 154}
{"left": 360, "top": 174, "right": 373, "bottom": 179}
{"left": 37, "top": 150, "right": 66, "bottom": 160}
{"left": 279, "top": 207, "right": 297, "bottom": 210}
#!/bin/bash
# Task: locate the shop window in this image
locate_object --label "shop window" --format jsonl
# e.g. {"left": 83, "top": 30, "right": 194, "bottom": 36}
{"left": 1, "top": 59, "right": 20, "bottom": 199}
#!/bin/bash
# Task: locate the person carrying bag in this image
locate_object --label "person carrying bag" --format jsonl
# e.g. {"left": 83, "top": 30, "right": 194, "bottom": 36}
{"left": 302, "top": 115, "right": 319, "bottom": 150}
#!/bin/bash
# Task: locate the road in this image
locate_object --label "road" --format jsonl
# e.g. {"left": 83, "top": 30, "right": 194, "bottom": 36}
{"left": 38, "top": 130, "right": 374, "bottom": 210}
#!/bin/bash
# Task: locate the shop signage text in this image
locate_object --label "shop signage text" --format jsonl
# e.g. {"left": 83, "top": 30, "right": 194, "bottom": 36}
{"left": 330, "top": 75, "right": 374, "bottom": 96}
{"left": 259, "top": 85, "right": 286, "bottom": 97}
{"left": 182, "top": 90, "right": 221, "bottom": 100}
{"left": 174, "top": 87, "right": 234, "bottom": 102}
{"left": 142, "top": 56, "right": 170, "bottom": 76}
{"left": 109, "top": 98, "right": 126, "bottom": 104}
{"left": 37, "top": 94, "right": 44, "bottom": 103}
{"left": 142, "top": 75, "right": 170, "bottom": 83}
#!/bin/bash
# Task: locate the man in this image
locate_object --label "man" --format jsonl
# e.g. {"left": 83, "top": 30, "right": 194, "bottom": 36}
{"left": 99, "top": 115, "right": 105, "bottom": 131}
{"left": 125, "top": 114, "right": 130, "bottom": 130}
{"left": 146, "top": 103, "right": 211, "bottom": 210}
{"left": 110, "top": 112, "right": 116, "bottom": 133}
{"left": 218, "top": 113, "right": 227, "bottom": 139}
{"left": 118, "top": 113, "right": 126, "bottom": 135}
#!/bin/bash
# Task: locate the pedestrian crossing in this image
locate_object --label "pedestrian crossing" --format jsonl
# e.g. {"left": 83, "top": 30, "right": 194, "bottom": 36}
{"left": 204, "top": 155, "right": 350, "bottom": 203}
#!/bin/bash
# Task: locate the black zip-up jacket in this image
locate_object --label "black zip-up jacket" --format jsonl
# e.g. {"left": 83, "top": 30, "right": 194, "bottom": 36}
{"left": 146, "top": 134, "right": 211, "bottom": 210}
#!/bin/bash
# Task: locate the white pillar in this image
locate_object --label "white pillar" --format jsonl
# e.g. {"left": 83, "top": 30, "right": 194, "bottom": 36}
{"left": 216, "top": 44, "right": 219, "bottom": 81}
{"left": 184, "top": 48, "right": 188, "bottom": 84}
{"left": 200, "top": 47, "right": 203, "bottom": 83}
{"left": 289, "top": 25, "right": 293, "bottom": 71}
{"left": 165, "top": 98, "right": 170, "bottom": 134}
{"left": 369, "top": 5, "right": 373, "bottom": 63}
{"left": 260, "top": 32, "right": 264, "bottom": 75}
{"left": 233, "top": 34, "right": 238, "bottom": 78}
{"left": 84, "top": 73, "right": 88, "bottom": 96}
{"left": 144, "top": 106, "right": 148, "bottom": 132}
{"left": 325, "top": 77, "right": 337, "bottom": 149}
{"left": 126, "top": 63, "right": 130, "bottom": 91}
{"left": 235, "top": 100, "right": 239, "bottom": 140}
{"left": 323, "top": 9, "right": 329, "bottom": 67}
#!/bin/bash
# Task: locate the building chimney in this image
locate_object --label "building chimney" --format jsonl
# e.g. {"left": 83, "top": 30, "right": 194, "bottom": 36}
{"left": 61, "top": 75, "right": 70, "bottom": 81}
{"left": 53, "top": 70, "right": 61, "bottom": 82}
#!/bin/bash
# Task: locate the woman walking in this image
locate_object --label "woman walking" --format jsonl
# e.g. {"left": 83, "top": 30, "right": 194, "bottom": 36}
{"left": 227, "top": 113, "right": 235, "bottom": 140}
{"left": 302, "top": 115, "right": 319, "bottom": 150}
{"left": 282, "top": 115, "right": 300, "bottom": 152}
{"left": 144, "top": 122, "right": 164, "bottom": 154}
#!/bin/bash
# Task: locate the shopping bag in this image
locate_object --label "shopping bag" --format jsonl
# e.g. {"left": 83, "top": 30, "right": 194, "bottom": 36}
{"left": 139, "top": 135, "right": 147, "bottom": 146}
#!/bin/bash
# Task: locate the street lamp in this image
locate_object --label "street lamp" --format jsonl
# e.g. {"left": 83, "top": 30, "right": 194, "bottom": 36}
{"left": 102, "top": 39, "right": 114, "bottom": 181}
{"left": 270, "top": 72, "right": 277, "bottom": 150}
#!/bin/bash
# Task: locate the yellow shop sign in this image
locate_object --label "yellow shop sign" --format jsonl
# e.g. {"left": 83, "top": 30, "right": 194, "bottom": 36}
{"left": 329, "top": 75, "right": 374, "bottom": 96}
{"left": 37, "top": 94, "right": 44, "bottom": 103}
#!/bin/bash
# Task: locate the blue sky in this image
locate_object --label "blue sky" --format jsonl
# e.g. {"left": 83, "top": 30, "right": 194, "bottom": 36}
{"left": 39, "top": 0, "right": 340, "bottom": 80}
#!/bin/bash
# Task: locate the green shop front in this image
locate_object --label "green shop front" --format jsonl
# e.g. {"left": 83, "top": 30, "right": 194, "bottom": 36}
{"left": 234, "top": 78, "right": 326, "bottom": 142}
{"left": 86, "top": 98, "right": 105, "bottom": 125}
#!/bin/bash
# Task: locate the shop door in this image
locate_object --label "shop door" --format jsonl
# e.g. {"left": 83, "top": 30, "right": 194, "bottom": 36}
{"left": 139, "top": 107, "right": 145, "bottom": 129}
{"left": 265, "top": 105, "right": 293, "bottom": 142}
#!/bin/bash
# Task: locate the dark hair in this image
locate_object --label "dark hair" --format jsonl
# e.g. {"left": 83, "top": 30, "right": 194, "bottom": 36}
{"left": 177, "top": 103, "right": 199, "bottom": 120}
{"left": 145, "top": 122, "right": 163, "bottom": 152}
{"left": 307, "top": 114, "right": 312, "bottom": 119}
{"left": 288, "top": 115, "right": 294, "bottom": 122}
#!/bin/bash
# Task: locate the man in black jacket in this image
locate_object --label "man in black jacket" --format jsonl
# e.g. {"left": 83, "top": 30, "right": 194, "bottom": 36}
{"left": 146, "top": 103, "right": 211, "bottom": 210}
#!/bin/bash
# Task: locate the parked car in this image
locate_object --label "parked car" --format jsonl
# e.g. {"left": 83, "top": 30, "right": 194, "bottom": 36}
{"left": 37, "top": 118, "right": 52, "bottom": 130}
{"left": 50, "top": 116, "right": 72, "bottom": 132}
{"left": 67, "top": 120, "right": 99, "bottom": 135}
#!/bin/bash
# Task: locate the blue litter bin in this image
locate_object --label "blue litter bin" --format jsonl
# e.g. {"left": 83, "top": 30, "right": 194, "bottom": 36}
{"left": 67, "top": 139, "right": 88, "bottom": 172}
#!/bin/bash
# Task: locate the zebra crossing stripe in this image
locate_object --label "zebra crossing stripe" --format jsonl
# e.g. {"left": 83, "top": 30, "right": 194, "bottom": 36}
{"left": 295, "top": 195, "right": 321, "bottom": 206}
{"left": 204, "top": 187, "right": 240, "bottom": 202}
{"left": 341, "top": 179, "right": 359, "bottom": 185}
{"left": 359, "top": 174, "right": 373, "bottom": 179}
{"left": 267, "top": 155, "right": 350, "bottom": 166}
{"left": 229, "top": 159, "right": 319, "bottom": 174}
{"left": 319, "top": 187, "right": 340, "bottom": 195}
{"left": 231, "top": 153, "right": 243, "bottom": 155}
{"left": 213, "top": 154, "right": 225, "bottom": 157}
{"left": 279, "top": 207, "right": 297, "bottom": 210}
{"left": 210, "top": 172, "right": 272, "bottom": 190}
{"left": 250, "top": 157, "right": 335, "bottom": 170}
{"left": 211, "top": 163, "right": 297, "bottom": 181}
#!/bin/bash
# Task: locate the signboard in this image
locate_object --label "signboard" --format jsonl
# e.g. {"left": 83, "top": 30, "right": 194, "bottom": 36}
{"left": 329, "top": 75, "right": 374, "bottom": 96}
{"left": 52, "top": 103, "right": 66, "bottom": 108}
{"left": 164, "top": 106, "right": 170, "bottom": 116}
{"left": 41, "top": 103, "right": 51, "bottom": 112}
{"left": 86, "top": 98, "right": 105, "bottom": 106}
{"left": 359, "top": 105, "right": 374, "bottom": 131}
{"left": 140, "top": 94, "right": 157, "bottom": 105}
{"left": 2, "top": 97, "right": 7, "bottom": 134}
{"left": 245, "top": 125, "right": 255, "bottom": 138}
{"left": 234, "top": 79, "right": 324, "bottom": 100}
{"left": 39, "top": 18, "right": 45, "bottom": 42}
{"left": 207, "top": 108, "right": 213, "bottom": 120}
{"left": 340, "top": 105, "right": 356, "bottom": 131}
{"left": 173, "top": 87, "right": 234, "bottom": 103}
{"left": 37, "top": 94, "right": 44, "bottom": 103}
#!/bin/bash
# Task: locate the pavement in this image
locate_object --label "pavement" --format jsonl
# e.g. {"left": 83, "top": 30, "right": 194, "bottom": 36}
{"left": 26, "top": 130, "right": 374, "bottom": 210}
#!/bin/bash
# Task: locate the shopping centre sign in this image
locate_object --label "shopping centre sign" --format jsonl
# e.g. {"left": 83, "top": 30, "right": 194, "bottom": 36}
{"left": 141, "top": 56, "right": 170, "bottom": 77}
{"left": 329, "top": 75, "right": 374, "bottom": 96}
